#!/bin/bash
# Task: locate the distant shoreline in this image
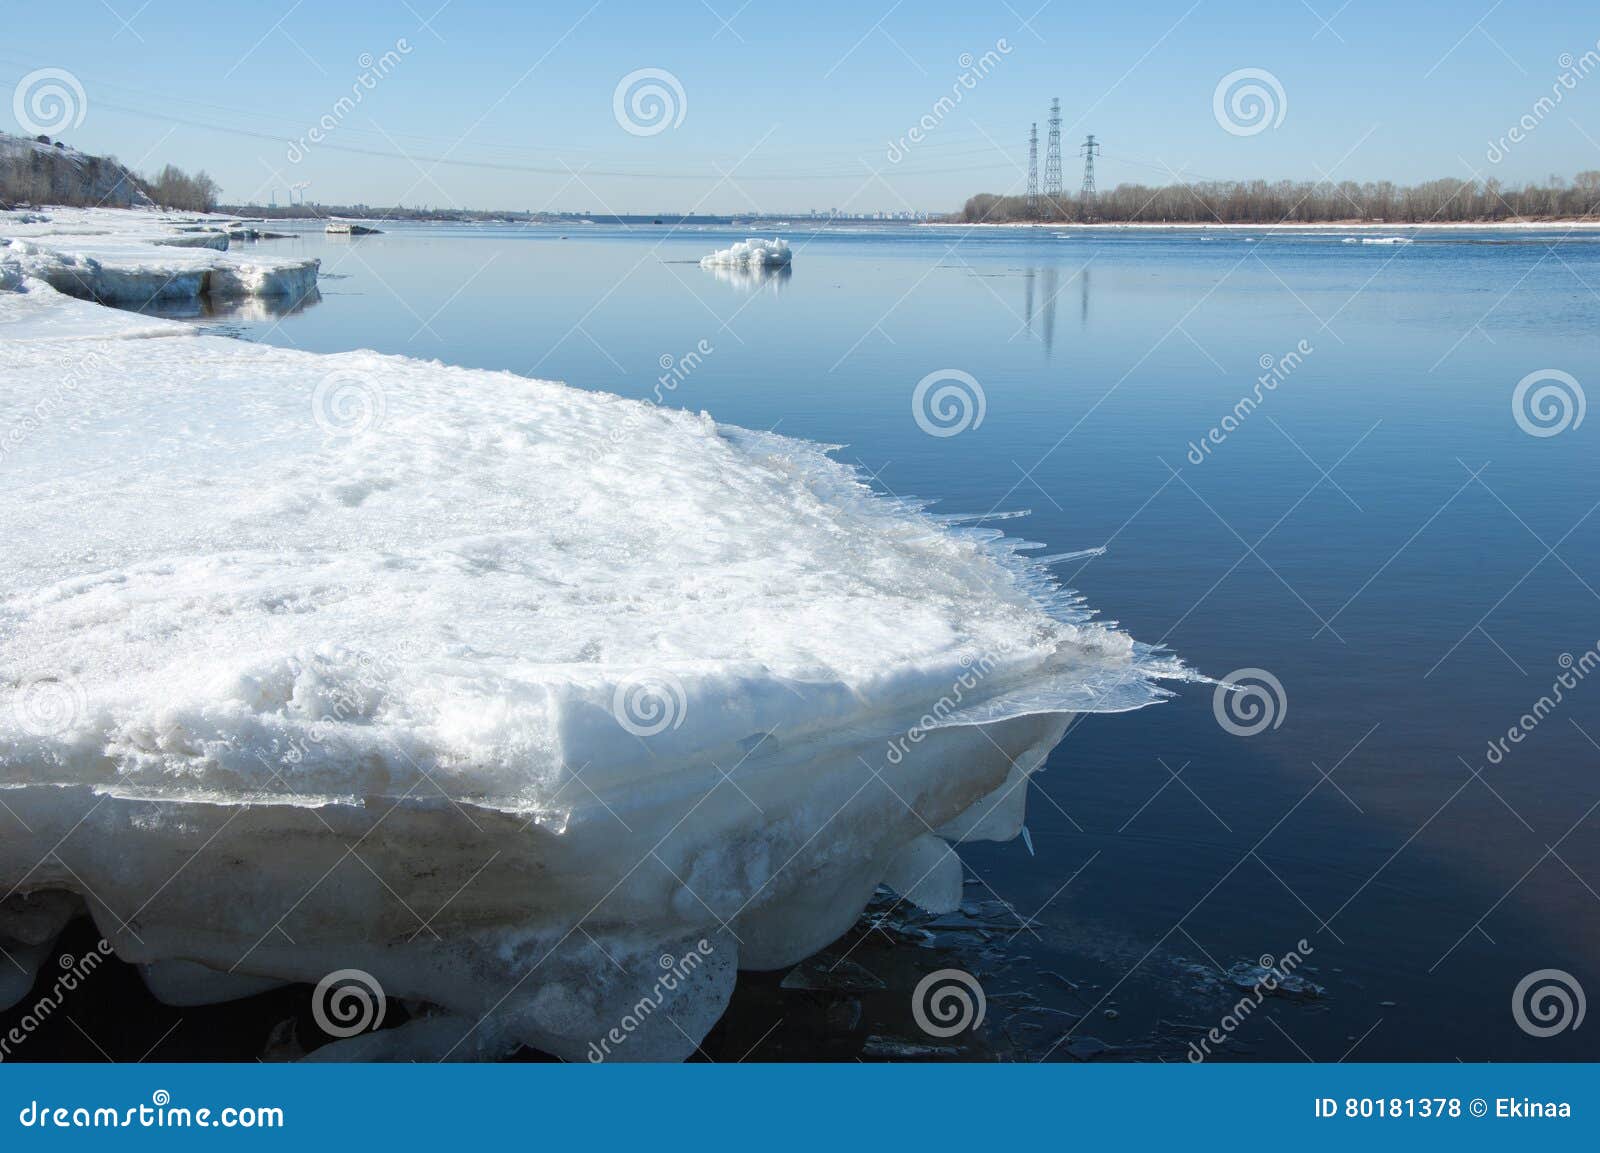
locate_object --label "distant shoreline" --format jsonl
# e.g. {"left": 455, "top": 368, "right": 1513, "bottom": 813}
{"left": 927, "top": 218, "right": 1600, "bottom": 231}
{"left": 212, "top": 207, "right": 902, "bottom": 227}
{"left": 211, "top": 213, "right": 1600, "bottom": 232}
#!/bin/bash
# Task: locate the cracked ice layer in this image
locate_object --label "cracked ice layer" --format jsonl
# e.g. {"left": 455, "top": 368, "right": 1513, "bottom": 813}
{"left": 0, "top": 213, "right": 1189, "bottom": 1060}
{"left": 699, "top": 237, "right": 792, "bottom": 268}
{"left": 0, "top": 207, "right": 319, "bottom": 306}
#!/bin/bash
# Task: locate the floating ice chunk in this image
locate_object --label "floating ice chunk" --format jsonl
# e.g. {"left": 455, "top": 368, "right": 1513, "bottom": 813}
{"left": 325, "top": 220, "right": 384, "bottom": 235}
{"left": 700, "top": 237, "right": 792, "bottom": 268}
{"left": 863, "top": 1035, "right": 959, "bottom": 1057}
{"left": 1225, "top": 961, "right": 1325, "bottom": 998}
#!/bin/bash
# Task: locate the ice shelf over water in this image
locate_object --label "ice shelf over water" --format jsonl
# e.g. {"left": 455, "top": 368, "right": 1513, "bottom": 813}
{"left": 699, "top": 237, "right": 792, "bottom": 268}
{"left": 0, "top": 209, "right": 1188, "bottom": 1061}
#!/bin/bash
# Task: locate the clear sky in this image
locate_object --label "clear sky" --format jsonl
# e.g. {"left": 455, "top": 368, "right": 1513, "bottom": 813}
{"left": 4, "top": 0, "right": 1600, "bottom": 213}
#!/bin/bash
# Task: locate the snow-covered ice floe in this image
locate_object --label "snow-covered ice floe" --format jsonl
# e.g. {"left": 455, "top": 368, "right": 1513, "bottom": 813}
{"left": 699, "top": 237, "right": 792, "bottom": 268}
{"left": 0, "top": 210, "right": 1190, "bottom": 1061}
{"left": 0, "top": 207, "right": 319, "bottom": 307}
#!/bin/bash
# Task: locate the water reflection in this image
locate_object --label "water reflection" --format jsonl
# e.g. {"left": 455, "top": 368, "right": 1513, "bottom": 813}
{"left": 123, "top": 287, "right": 323, "bottom": 323}
{"left": 1021, "top": 266, "right": 1059, "bottom": 355}
{"left": 701, "top": 263, "right": 792, "bottom": 295}
{"left": 1020, "top": 264, "right": 1092, "bottom": 356}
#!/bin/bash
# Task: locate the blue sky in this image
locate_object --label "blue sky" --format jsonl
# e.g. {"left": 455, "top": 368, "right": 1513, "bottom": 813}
{"left": 5, "top": 0, "right": 1600, "bottom": 212}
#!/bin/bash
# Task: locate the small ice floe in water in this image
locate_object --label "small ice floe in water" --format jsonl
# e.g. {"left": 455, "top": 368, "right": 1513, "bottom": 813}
{"left": 863, "top": 1036, "right": 959, "bottom": 1058}
{"left": 1342, "top": 235, "right": 1411, "bottom": 245}
{"left": 1225, "top": 961, "right": 1325, "bottom": 999}
{"left": 699, "top": 237, "right": 792, "bottom": 268}
{"left": 324, "top": 220, "right": 384, "bottom": 235}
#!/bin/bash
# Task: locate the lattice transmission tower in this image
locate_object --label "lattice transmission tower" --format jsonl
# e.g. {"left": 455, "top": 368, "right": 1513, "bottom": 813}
{"left": 1043, "top": 98, "right": 1063, "bottom": 211}
{"left": 1080, "top": 135, "right": 1100, "bottom": 200}
{"left": 1026, "top": 123, "right": 1039, "bottom": 216}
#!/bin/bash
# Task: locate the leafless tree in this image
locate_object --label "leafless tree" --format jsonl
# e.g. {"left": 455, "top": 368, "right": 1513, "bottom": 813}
{"left": 959, "top": 173, "right": 1600, "bottom": 224}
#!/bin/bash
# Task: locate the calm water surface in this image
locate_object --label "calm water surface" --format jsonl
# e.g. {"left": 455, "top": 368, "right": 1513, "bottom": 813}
{"left": 120, "top": 221, "right": 1600, "bottom": 1058}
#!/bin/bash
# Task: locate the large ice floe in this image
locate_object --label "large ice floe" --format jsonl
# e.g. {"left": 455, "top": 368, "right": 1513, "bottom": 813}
{"left": 0, "top": 209, "right": 1189, "bottom": 1061}
{"left": 0, "top": 207, "right": 319, "bottom": 307}
{"left": 699, "top": 237, "right": 792, "bottom": 268}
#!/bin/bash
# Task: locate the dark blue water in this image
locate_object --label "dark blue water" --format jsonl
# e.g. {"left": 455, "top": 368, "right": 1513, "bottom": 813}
{"left": 203, "top": 221, "right": 1600, "bottom": 1060}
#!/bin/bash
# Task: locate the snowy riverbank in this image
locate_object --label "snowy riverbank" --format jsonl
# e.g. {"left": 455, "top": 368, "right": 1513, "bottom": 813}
{"left": 0, "top": 208, "right": 1188, "bottom": 1061}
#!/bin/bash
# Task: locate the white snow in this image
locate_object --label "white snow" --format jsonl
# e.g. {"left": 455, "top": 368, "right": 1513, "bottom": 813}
{"left": 0, "top": 210, "right": 1187, "bottom": 1059}
{"left": 699, "top": 237, "right": 792, "bottom": 268}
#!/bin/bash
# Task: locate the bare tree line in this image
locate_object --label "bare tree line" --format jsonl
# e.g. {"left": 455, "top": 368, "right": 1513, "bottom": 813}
{"left": 960, "top": 173, "right": 1600, "bottom": 224}
{"left": 138, "top": 164, "right": 220, "bottom": 212}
